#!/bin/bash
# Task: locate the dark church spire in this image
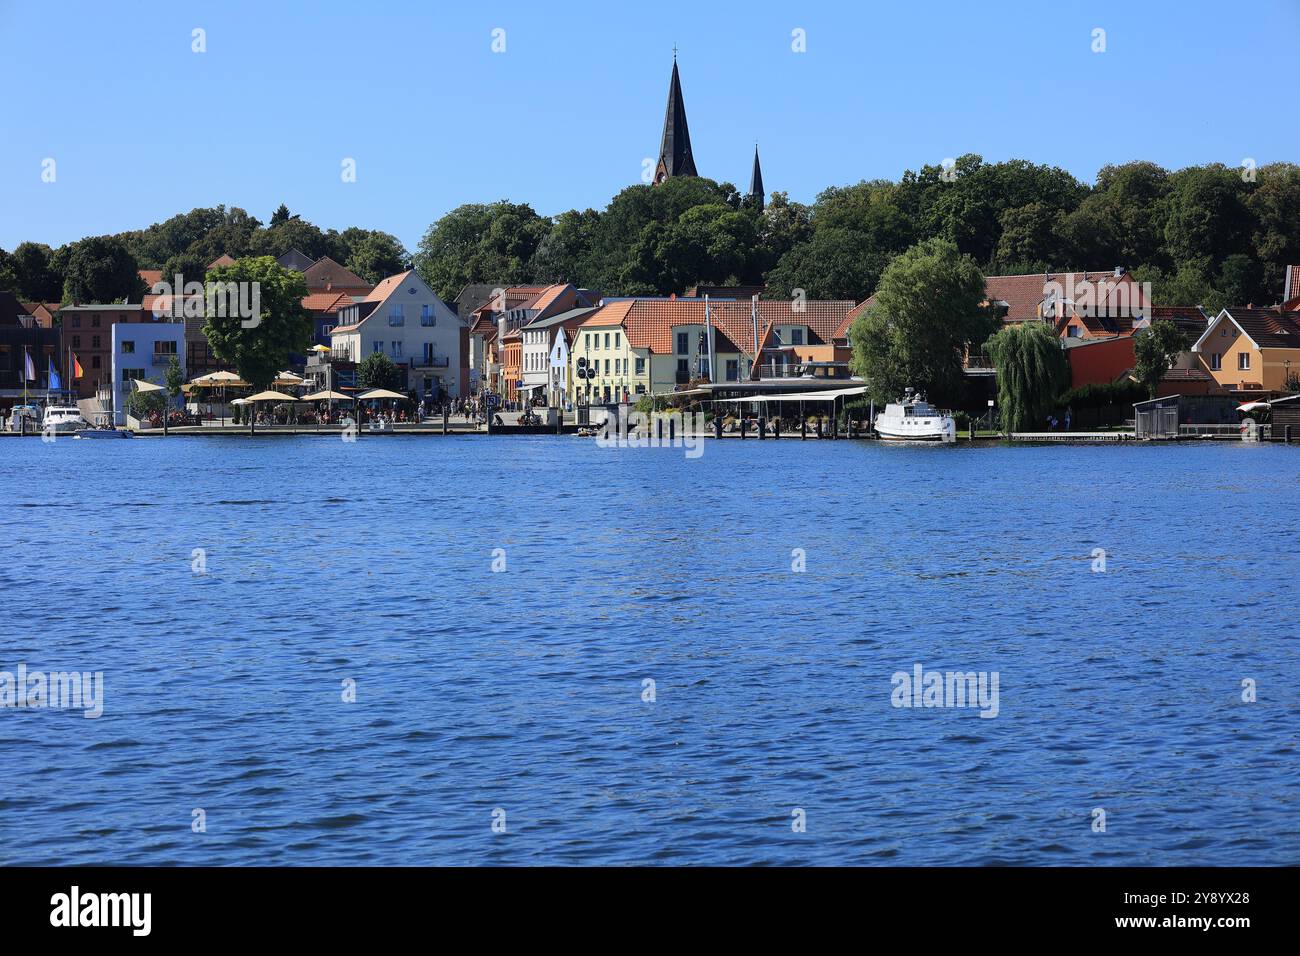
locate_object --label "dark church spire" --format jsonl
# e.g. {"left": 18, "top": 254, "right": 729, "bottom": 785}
{"left": 654, "top": 55, "right": 697, "bottom": 184}
{"left": 748, "top": 144, "right": 765, "bottom": 212}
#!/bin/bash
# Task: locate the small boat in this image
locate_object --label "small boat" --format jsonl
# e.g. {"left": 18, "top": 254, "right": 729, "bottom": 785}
{"left": 76, "top": 427, "right": 134, "bottom": 439}
{"left": 42, "top": 405, "right": 89, "bottom": 434}
{"left": 873, "top": 388, "right": 956, "bottom": 443}
{"left": 5, "top": 404, "right": 40, "bottom": 433}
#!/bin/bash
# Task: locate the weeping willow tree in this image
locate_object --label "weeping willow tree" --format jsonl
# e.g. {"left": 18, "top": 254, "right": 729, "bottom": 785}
{"left": 984, "top": 322, "right": 1069, "bottom": 432}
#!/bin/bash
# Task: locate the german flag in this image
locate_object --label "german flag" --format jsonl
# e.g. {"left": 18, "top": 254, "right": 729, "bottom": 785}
{"left": 72, "top": 353, "right": 84, "bottom": 379}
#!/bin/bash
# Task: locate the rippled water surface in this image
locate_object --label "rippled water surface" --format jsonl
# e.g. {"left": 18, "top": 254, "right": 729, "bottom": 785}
{"left": 1, "top": 435, "right": 1296, "bottom": 865}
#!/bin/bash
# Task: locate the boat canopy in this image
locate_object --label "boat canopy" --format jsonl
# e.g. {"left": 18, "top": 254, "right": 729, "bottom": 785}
{"left": 711, "top": 386, "right": 870, "bottom": 403}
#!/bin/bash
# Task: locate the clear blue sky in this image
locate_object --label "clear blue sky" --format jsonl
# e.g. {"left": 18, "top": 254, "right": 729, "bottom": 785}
{"left": 1, "top": 0, "right": 1297, "bottom": 254}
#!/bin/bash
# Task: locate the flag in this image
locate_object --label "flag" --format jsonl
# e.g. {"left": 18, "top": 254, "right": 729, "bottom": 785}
{"left": 23, "top": 350, "right": 35, "bottom": 382}
{"left": 72, "top": 353, "right": 84, "bottom": 379}
{"left": 48, "top": 358, "right": 61, "bottom": 391}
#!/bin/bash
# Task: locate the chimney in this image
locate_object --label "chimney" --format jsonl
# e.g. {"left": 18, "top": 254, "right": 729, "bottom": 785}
{"left": 1114, "top": 266, "right": 1126, "bottom": 277}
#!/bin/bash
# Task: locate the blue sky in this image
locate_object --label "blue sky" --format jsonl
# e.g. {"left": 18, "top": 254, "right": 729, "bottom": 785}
{"left": 1, "top": 0, "right": 1297, "bottom": 253}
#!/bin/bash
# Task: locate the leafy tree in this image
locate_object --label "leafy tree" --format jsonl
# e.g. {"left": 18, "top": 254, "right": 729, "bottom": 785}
{"left": 357, "top": 351, "right": 401, "bottom": 391}
{"left": 8, "top": 242, "right": 61, "bottom": 301}
{"left": 766, "top": 226, "right": 887, "bottom": 301}
{"left": 1163, "top": 164, "right": 1252, "bottom": 271}
{"left": 0, "top": 248, "right": 17, "bottom": 293}
{"left": 62, "top": 236, "right": 146, "bottom": 303}
{"left": 984, "top": 321, "right": 1069, "bottom": 432}
{"left": 1133, "top": 319, "right": 1189, "bottom": 398}
{"left": 165, "top": 355, "right": 185, "bottom": 407}
{"left": 530, "top": 208, "right": 600, "bottom": 284}
{"left": 1245, "top": 163, "right": 1300, "bottom": 301}
{"left": 1216, "top": 253, "right": 1265, "bottom": 307}
{"left": 849, "top": 238, "right": 994, "bottom": 404}
{"left": 158, "top": 251, "right": 211, "bottom": 291}
{"left": 344, "top": 231, "right": 408, "bottom": 283}
{"left": 414, "top": 201, "right": 550, "bottom": 300}
{"left": 202, "top": 257, "right": 310, "bottom": 390}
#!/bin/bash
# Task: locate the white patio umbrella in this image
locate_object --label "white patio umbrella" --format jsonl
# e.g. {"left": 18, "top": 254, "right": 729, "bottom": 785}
{"left": 1237, "top": 401, "right": 1271, "bottom": 412}
{"left": 190, "top": 370, "right": 248, "bottom": 425}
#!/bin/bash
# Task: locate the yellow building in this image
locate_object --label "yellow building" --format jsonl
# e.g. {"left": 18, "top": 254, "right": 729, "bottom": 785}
{"left": 1191, "top": 308, "right": 1300, "bottom": 395}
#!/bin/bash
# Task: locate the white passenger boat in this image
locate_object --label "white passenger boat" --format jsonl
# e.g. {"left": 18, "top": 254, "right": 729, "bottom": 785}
{"left": 41, "top": 405, "right": 89, "bottom": 434}
{"left": 873, "top": 389, "right": 956, "bottom": 443}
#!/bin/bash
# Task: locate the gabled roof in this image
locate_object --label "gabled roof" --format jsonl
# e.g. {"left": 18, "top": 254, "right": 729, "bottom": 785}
{"left": 302, "top": 291, "right": 353, "bottom": 313}
{"left": 524, "top": 305, "right": 600, "bottom": 331}
{"left": 303, "top": 256, "right": 369, "bottom": 292}
{"left": 207, "top": 254, "right": 236, "bottom": 269}
{"left": 1147, "top": 305, "right": 1210, "bottom": 343}
{"left": 276, "top": 249, "right": 315, "bottom": 272}
{"left": 1192, "top": 307, "right": 1300, "bottom": 352}
{"left": 473, "top": 285, "right": 552, "bottom": 316}
{"left": 984, "top": 270, "right": 1146, "bottom": 324}
{"left": 579, "top": 298, "right": 857, "bottom": 355}
{"left": 138, "top": 269, "right": 163, "bottom": 289}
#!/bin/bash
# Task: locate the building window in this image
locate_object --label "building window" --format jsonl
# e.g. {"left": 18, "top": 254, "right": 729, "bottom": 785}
{"left": 154, "top": 341, "right": 177, "bottom": 355}
{"left": 677, "top": 358, "right": 689, "bottom": 375}
{"left": 373, "top": 341, "right": 383, "bottom": 353}
{"left": 614, "top": 332, "right": 621, "bottom": 349}
{"left": 421, "top": 304, "right": 435, "bottom": 326}
{"left": 72, "top": 336, "right": 81, "bottom": 349}
{"left": 390, "top": 305, "right": 404, "bottom": 326}
{"left": 122, "top": 367, "right": 145, "bottom": 382}
{"left": 790, "top": 328, "right": 804, "bottom": 345}
{"left": 1210, "top": 353, "right": 1222, "bottom": 370}
{"left": 604, "top": 333, "right": 610, "bottom": 349}
{"left": 71, "top": 316, "right": 81, "bottom": 328}
{"left": 1067, "top": 326, "right": 1081, "bottom": 338}
{"left": 1238, "top": 353, "right": 1250, "bottom": 370}
{"left": 92, "top": 315, "right": 101, "bottom": 327}
{"left": 677, "top": 332, "right": 689, "bottom": 354}
{"left": 726, "top": 359, "right": 739, "bottom": 381}
{"left": 121, "top": 341, "right": 135, "bottom": 354}
{"left": 584, "top": 333, "right": 590, "bottom": 350}
{"left": 1221, "top": 327, "right": 1230, "bottom": 337}
{"left": 92, "top": 336, "right": 101, "bottom": 349}
{"left": 635, "top": 357, "right": 645, "bottom": 375}
{"left": 604, "top": 359, "right": 610, "bottom": 374}
{"left": 392, "top": 341, "right": 403, "bottom": 360}
{"left": 92, "top": 356, "right": 101, "bottom": 369}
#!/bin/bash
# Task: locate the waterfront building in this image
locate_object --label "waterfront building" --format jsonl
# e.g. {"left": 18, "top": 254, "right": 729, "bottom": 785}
{"left": 110, "top": 319, "right": 186, "bottom": 425}
{"left": 0, "top": 292, "right": 62, "bottom": 411}
{"left": 1190, "top": 307, "right": 1300, "bottom": 396}
{"left": 569, "top": 297, "right": 858, "bottom": 403}
{"left": 519, "top": 285, "right": 600, "bottom": 404}
{"left": 328, "top": 270, "right": 465, "bottom": 400}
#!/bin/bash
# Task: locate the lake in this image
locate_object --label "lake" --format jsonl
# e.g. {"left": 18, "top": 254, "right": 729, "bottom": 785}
{"left": 1, "top": 435, "right": 1296, "bottom": 865}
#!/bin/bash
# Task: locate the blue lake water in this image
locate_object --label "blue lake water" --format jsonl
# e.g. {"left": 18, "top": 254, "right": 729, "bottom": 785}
{"left": 0, "top": 435, "right": 1296, "bottom": 866}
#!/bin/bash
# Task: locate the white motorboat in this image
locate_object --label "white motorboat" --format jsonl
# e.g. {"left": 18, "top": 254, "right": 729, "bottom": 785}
{"left": 873, "top": 389, "right": 956, "bottom": 443}
{"left": 41, "top": 405, "right": 89, "bottom": 434}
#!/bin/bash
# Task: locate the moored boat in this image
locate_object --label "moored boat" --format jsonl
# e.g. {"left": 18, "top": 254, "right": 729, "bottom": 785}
{"left": 76, "top": 427, "right": 134, "bottom": 439}
{"left": 41, "top": 405, "right": 89, "bottom": 434}
{"left": 873, "top": 388, "right": 956, "bottom": 443}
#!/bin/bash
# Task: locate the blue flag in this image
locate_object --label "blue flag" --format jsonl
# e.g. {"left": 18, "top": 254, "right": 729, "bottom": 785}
{"left": 48, "top": 358, "right": 61, "bottom": 391}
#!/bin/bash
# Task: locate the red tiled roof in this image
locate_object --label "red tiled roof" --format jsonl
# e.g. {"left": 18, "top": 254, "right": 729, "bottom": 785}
{"left": 207, "top": 254, "right": 236, "bottom": 269}
{"left": 302, "top": 291, "right": 352, "bottom": 313}
{"left": 138, "top": 269, "right": 163, "bottom": 288}
{"left": 303, "top": 256, "right": 370, "bottom": 293}
{"left": 472, "top": 285, "right": 551, "bottom": 316}
{"left": 985, "top": 271, "right": 1147, "bottom": 324}
{"left": 1217, "top": 308, "right": 1300, "bottom": 350}
{"left": 580, "top": 298, "right": 856, "bottom": 355}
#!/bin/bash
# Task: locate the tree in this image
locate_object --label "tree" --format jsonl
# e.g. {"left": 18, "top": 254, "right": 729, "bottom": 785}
{"left": 8, "top": 242, "right": 61, "bottom": 301}
{"left": 165, "top": 355, "right": 185, "bottom": 408}
{"left": 849, "top": 238, "right": 995, "bottom": 405}
{"left": 414, "top": 201, "right": 550, "bottom": 300}
{"left": 344, "top": 232, "right": 408, "bottom": 283}
{"left": 0, "top": 249, "right": 16, "bottom": 293}
{"left": 1133, "top": 319, "right": 1188, "bottom": 398}
{"left": 158, "top": 251, "right": 211, "bottom": 291}
{"left": 62, "top": 236, "right": 146, "bottom": 303}
{"left": 270, "top": 204, "right": 293, "bottom": 226}
{"left": 984, "top": 321, "right": 1069, "bottom": 432}
{"left": 357, "top": 351, "right": 401, "bottom": 392}
{"left": 201, "top": 257, "right": 310, "bottom": 390}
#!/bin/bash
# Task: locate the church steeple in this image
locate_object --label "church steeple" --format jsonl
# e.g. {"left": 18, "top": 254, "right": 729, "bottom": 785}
{"left": 654, "top": 54, "right": 697, "bottom": 184}
{"left": 748, "top": 144, "right": 765, "bottom": 212}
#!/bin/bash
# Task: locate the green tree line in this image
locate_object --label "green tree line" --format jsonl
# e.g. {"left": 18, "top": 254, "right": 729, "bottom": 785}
{"left": 4, "top": 158, "right": 1298, "bottom": 308}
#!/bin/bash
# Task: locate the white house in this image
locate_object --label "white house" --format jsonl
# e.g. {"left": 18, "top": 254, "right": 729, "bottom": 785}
{"left": 522, "top": 305, "right": 600, "bottom": 406}
{"left": 110, "top": 320, "right": 186, "bottom": 425}
{"left": 329, "top": 271, "right": 466, "bottom": 399}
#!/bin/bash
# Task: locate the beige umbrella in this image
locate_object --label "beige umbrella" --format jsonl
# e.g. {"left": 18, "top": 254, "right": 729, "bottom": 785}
{"left": 356, "top": 388, "right": 406, "bottom": 401}
{"left": 301, "top": 390, "right": 352, "bottom": 402}
{"left": 273, "top": 370, "right": 305, "bottom": 386}
{"left": 247, "top": 390, "right": 299, "bottom": 402}
{"left": 230, "top": 397, "right": 251, "bottom": 406}
{"left": 191, "top": 370, "right": 248, "bottom": 386}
